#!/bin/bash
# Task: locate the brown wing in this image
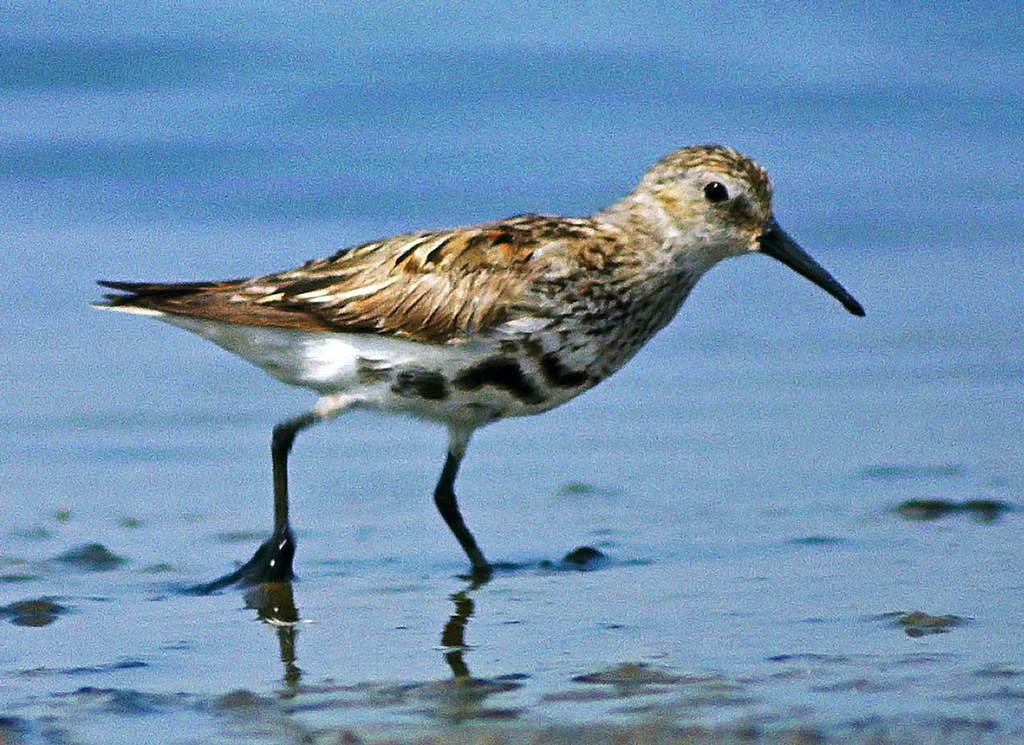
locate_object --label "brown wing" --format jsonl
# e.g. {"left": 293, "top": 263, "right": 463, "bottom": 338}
{"left": 97, "top": 214, "right": 597, "bottom": 343}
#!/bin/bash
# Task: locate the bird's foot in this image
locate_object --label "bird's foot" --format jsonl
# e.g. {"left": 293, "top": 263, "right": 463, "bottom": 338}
{"left": 188, "top": 526, "right": 296, "bottom": 594}
{"left": 460, "top": 561, "right": 493, "bottom": 585}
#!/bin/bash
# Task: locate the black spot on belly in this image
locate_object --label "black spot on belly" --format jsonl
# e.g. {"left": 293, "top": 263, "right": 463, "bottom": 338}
{"left": 391, "top": 368, "right": 449, "bottom": 400}
{"left": 454, "top": 358, "right": 546, "bottom": 405}
{"left": 540, "top": 353, "right": 589, "bottom": 388}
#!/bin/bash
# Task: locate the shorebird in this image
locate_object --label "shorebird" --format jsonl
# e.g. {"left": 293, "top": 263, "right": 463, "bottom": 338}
{"left": 95, "top": 145, "right": 864, "bottom": 588}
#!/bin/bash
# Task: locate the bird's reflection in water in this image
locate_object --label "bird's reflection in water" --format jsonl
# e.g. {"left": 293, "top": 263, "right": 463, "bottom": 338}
{"left": 243, "top": 581, "right": 301, "bottom": 696}
{"left": 241, "top": 575, "right": 524, "bottom": 721}
{"left": 425, "top": 577, "right": 525, "bottom": 723}
{"left": 440, "top": 584, "right": 476, "bottom": 680}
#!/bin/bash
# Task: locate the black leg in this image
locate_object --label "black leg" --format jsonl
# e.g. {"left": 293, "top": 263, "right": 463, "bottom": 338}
{"left": 271, "top": 419, "right": 302, "bottom": 535}
{"left": 191, "top": 404, "right": 343, "bottom": 594}
{"left": 434, "top": 431, "right": 491, "bottom": 579}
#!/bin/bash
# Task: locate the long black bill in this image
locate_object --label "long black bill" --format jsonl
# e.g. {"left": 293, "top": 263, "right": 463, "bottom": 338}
{"left": 758, "top": 218, "right": 865, "bottom": 317}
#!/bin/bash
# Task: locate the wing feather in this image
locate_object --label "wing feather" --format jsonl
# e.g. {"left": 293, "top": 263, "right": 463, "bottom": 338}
{"left": 96, "top": 214, "right": 605, "bottom": 343}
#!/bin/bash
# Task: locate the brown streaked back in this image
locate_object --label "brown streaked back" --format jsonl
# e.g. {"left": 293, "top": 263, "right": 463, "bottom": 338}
{"left": 96, "top": 214, "right": 606, "bottom": 343}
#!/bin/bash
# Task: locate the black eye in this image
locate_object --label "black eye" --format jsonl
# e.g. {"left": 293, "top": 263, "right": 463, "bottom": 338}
{"left": 703, "top": 181, "right": 729, "bottom": 203}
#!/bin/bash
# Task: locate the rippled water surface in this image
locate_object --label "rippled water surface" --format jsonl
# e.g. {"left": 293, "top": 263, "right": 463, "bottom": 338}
{"left": 1, "top": 4, "right": 1022, "bottom": 743}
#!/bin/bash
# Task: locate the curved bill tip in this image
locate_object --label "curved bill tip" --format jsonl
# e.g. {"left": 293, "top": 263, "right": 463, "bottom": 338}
{"left": 758, "top": 219, "right": 865, "bottom": 317}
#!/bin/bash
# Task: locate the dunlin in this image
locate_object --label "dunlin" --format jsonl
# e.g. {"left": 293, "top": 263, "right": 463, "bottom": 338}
{"left": 96, "top": 145, "right": 864, "bottom": 587}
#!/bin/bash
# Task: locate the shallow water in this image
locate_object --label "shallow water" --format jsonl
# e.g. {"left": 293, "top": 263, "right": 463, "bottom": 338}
{"left": 2, "top": 4, "right": 1023, "bottom": 744}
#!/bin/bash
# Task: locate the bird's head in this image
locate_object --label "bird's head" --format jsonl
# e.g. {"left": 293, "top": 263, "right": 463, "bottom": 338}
{"left": 635, "top": 144, "right": 865, "bottom": 317}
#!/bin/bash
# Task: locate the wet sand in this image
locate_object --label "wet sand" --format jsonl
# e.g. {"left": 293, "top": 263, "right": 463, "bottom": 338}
{"left": 2, "top": 484, "right": 1022, "bottom": 745}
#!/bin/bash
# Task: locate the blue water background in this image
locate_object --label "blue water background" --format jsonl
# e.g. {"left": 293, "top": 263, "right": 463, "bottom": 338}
{"left": 1, "top": 2, "right": 1022, "bottom": 741}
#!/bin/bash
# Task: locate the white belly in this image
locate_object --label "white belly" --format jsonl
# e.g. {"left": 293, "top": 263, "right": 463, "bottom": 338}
{"left": 154, "top": 314, "right": 590, "bottom": 425}
{"left": 162, "top": 314, "right": 426, "bottom": 390}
